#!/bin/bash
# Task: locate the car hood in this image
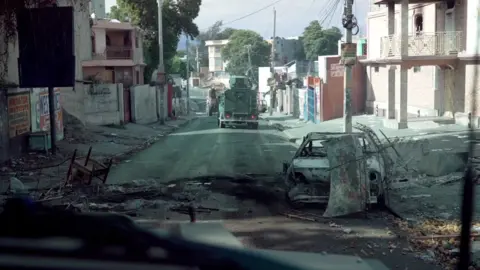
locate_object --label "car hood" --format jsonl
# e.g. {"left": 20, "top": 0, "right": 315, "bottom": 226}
{"left": 134, "top": 219, "right": 389, "bottom": 270}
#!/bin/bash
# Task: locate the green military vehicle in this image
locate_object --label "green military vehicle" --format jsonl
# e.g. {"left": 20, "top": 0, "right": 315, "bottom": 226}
{"left": 217, "top": 76, "right": 259, "bottom": 129}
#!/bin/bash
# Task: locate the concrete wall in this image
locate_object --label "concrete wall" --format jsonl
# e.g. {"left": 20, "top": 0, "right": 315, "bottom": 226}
{"left": 84, "top": 84, "right": 124, "bottom": 125}
{"left": 131, "top": 85, "right": 157, "bottom": 124}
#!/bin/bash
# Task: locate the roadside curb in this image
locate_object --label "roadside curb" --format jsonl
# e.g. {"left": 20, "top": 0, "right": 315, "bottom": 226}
{"left": 109, "top": 116, "right": 198, "bottom": 163}
{"left": 260, "top": 117, "right": 302, "bottom": 145}
{"left": 261, "top": 116, "right": 471, "bottom": 144}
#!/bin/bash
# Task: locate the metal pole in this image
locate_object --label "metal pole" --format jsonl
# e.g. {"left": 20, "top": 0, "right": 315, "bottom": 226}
{"left": 342, "top": 0, "right": 353, "bottom": 133}
{"left": 186, "top": 36, "right": 190, "bottom": 115}
{"left": 195, "top": 45, "right": 200, "bottom": 73}
{"left": 269, "top": 8, "right": 276, "bottom": 116}
{"left": 157, "top": 0, "right": 165, "bottom": 124}
{"left": 246, "top": 45, "right": 252, "bottom": 71}
{"left": 48, "top": 86, "right": 56, "bottom": 155}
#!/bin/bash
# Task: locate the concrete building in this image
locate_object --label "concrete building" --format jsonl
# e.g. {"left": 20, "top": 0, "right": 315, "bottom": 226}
{"left": 361, "top": 0, "right": 480, "bottom": 128}
{"left": 266, "top": 37, "right": 303, "bottom": 65}
{"left": 82, "top": 18, "right": 146, "bottom": 86}
{"left": 205, "top": 39, "right": 229, "bottom": 73}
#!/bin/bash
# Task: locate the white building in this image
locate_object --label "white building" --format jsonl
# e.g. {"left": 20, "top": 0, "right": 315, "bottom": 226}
{"left": 90, "top": 0, "right": 106, "bottom": 19}
{"left": 266, "top": 37, "right": 303, "bottom": 65}
{"left": 360, "top": 0, "right": 480, "bottom": 128}
{"left": 205, "top": 39, "right": 229, "bottom": 73}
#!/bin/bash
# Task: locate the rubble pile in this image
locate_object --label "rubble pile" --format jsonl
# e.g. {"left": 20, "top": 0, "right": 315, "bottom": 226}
{"left": 395, "top": 219, "right": 480, "bottom": 270}
{"left": 0, "top": 176, "right": 273, "bottom": 222}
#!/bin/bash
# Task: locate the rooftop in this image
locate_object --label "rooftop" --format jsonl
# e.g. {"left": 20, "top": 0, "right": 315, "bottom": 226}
{"left": 205, "top": 39, "right": 229, "bottom": 46}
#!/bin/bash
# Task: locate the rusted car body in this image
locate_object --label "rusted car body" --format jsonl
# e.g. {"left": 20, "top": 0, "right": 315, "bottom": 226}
{"left": 283, "top": 132, "right": 387, "bottom": 217}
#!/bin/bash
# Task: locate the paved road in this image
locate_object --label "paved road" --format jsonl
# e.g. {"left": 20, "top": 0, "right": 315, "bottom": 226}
{"left": 107, "top": 115, "right": 442, "bottom": 270}
{"left": 108, "top": 116, "right": 296, "bottom": 183}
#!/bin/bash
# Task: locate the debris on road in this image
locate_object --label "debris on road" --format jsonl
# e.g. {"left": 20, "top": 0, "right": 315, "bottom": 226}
{"left": 395, "top": 218, "right": 480, "bottom": 269}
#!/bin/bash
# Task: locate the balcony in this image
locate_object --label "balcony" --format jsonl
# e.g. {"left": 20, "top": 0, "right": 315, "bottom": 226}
{"left": 93, "top": 46, "right": 133, "bottom": 60}
{"left": 380, "top": 31, "right": 463, "bottom": 58}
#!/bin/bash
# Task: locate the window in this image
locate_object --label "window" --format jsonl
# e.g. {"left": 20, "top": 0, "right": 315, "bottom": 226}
{"left": 135, "top": 36, "right": 139, "bottom": 48}
{"left": 124, "top": 32, "right": 131, "bottom": 46}
{"left": 413, "top": 66, "right": 421, "bottom": 73}
{"left": 214, "top": 58, "right": 223, "bottom": 65}
{"left": 106, "top": 35, "right": 111, "bottom": 46}
{"left": 91, "top": 36, "right": 95, "bottom": 53}
{"left": 215, "top": 47, "right": 221, "bottom": 53}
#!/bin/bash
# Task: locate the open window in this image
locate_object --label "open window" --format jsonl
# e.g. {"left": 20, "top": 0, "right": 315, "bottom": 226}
{"left": 299, "top": 139, "right": 327, "bottom": 158}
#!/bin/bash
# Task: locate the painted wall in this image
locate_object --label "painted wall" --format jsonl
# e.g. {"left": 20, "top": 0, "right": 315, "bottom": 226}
{"left": 131, "top": 84, "right": 157, "bottom": 124}
{"left": 84, "top": 84, "right": 125, "bottom": 125}
{"left": 30, "top": 88, "right": 64, "bottom": 141}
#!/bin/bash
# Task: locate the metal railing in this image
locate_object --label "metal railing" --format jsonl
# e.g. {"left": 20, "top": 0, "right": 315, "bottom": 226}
{"left": 92, "top": 46, "right": 133, "bottom": 60}
{"left": 379, "top": 31, "right": 463, "bottom": 58}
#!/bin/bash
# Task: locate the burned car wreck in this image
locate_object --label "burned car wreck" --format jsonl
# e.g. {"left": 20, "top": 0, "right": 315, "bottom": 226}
{"left": 282, "top": 132, "right": 389, "bottom": 217}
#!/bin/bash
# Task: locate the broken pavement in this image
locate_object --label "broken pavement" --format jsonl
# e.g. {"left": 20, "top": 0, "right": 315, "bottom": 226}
{"left": 0, "top": 116, "right": 196, "bottom": 191}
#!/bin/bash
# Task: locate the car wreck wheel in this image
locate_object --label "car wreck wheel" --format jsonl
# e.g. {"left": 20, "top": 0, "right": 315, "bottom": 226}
{"left": 284, "top": 190, "right": 305, "bottom": 209}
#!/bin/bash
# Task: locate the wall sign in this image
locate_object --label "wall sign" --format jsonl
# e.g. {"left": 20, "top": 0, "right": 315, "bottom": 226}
{"left": 8, "top": 94, "right": 30, "bottom": 138}
{"left": 38, "top": 89, "right": 63, "bottom": 140}
{"left": 330, "top": 63, "right": 344, "bottom": 77}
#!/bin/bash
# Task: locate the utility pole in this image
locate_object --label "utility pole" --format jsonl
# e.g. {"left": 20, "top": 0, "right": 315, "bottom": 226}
{"left": 342, "top": 0, "right": 353, "bottom": 133}
{"left": 195, "top": 45, "right": 200, "bottom": 73}
{"left": 246, "top": 45, "right": 252, "bottom": 71}
{"left": 186, "top": 35, "right": 190, "bottom": 115}
{"left": 269, "top": 7, "right": 276, "bottom": 116}
{"left": 157, "top": 0, "right": 165, "bottom": 124}
{"left": 245, "top": 44, "right": 253, "bottom": 81}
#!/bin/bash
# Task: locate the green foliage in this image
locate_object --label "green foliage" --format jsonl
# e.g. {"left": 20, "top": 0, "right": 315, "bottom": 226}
{"left": 301, "top": 20, "right": 342, "bottom": 60}
{"left": 194, "top": 21, "right": 237, "bottom": 66}
{"left": 107, "top": 5, "right": 129, "bottom": 21}
{"left": 221, "top": 30, "right": 270, "bottom": 77}
{"left": 109, "top": 0, "right": 201, "bottom": 82}
{"left": 170, "top": 55, "right": 187, "bottom": 79}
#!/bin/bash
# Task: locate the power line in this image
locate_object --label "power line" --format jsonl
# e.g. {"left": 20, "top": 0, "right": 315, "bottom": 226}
{"left": 221, "top": 0, "right": 283, "bottom": 26}
{"left": 318, "top": 0, "right": 340, "bottom": 27}
{"left": 324, "top": 0, "right": 341, "bottom": 28}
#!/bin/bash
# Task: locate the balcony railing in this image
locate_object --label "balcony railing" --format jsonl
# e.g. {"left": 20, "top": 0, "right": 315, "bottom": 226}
{"left": 379, "top": 31, "right": 463, "bottom": 58}
{"left": 93, "top": 46, "right": 133, "bottom": 60}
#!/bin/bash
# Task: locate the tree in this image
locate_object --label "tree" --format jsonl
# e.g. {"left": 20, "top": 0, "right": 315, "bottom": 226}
{"left": 109, "top": 0, "right": 201, "bottom": 82}
{"left": 221, "top": 30, "right": 270, "bottom": 77}
{"left": 107, "top": 6, "right": 129, "bottom": 21}
{"left": 301, "top": 20, "right": 342, "bottom": 60}
{"left": 170, "top": 55, "right": 187, "bottom": 79}
{"left": 194, "top": 21, "right": 237, "bottom": 67}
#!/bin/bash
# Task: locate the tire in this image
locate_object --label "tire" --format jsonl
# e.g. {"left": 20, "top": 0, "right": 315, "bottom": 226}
{"left": 285, "top": 190, "right": 305, "bottom": 209}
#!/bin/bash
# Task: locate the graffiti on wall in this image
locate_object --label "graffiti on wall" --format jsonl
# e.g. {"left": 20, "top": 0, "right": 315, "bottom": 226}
{"left": 36, "top": 88, "right": 63, "bottom": 140}
{"left": 8, "top": 94, "right": 30, "bottom": 138}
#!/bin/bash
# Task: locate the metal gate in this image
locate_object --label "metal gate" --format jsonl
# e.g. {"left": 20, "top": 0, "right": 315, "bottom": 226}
{"left": 123, "top": 87, "right": 131, "bottom": 123}
{"left": 307, "top": 87, "right": 316, "bottom": 123}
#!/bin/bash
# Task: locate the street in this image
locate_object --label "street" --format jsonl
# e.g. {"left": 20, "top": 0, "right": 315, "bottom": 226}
{"left": 108, "top": 116, "right": 296, "bottom": 183}
{"left": 104, "top": 115, "right": 442, "bottom": 270}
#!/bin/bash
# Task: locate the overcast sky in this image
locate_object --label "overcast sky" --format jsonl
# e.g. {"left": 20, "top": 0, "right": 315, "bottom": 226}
{"left": 105, "top": 0, "right": 368, "bottom": 38}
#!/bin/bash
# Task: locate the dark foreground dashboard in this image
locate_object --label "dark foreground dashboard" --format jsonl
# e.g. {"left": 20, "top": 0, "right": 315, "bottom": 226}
{"left": 0, "top": 198, "right": 390, "bottom": 270}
